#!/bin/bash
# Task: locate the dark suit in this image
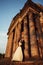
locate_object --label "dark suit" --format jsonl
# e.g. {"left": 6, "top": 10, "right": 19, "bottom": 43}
{"left": 21, "top": 40, "right": 25, "bottom": 61}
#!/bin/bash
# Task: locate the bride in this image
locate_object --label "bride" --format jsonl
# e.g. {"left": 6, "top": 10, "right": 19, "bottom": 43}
{"left": 12, "top": 40, "right": 23, "bottom": 61}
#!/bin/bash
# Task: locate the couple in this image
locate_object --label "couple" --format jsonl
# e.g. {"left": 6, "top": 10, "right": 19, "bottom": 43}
{"left": 12, "top": 40, "right": 25, "bottom": 61}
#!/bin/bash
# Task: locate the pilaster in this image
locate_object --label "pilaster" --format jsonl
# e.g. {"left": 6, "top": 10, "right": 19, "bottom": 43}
{"left": 23, "top": 16, "right": 29, "bottom": 60}
{"left": 36, "top": 15, "right": 43, "bottom": 58}
{"left": 5, "top": 32, "right": 13, "bottom": 58}
{"left": 29, "top": 12, "right": 39, "bottom": 58}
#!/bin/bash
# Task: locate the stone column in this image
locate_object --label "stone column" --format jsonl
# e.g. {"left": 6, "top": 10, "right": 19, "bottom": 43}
{"left": 12, "top": 22, "right": 22, "bottom": 54}
{"left": 5, "top": 32, "right": 13, "bottom": 58}
{"left": 29, "top": 12, "right": 39, "bottom": 58}
{"left": 12, "top": 27, "right": 18, "bottom": 54}
{"left": 36, "top": 15, "right": 43, "bottom": 58}
{"left": 23, "top": 16, "right": 29, "bottom": 60}
{"left": 16, "top": 22, "right": 22, "bottom": 43}
{"left": 40, "top": 12, "right": 43, "bottom": 32}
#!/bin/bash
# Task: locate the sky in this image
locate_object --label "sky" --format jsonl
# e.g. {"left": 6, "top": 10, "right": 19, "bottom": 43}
{"left": 0, "top": 0, "right": 43, "bottom": 54}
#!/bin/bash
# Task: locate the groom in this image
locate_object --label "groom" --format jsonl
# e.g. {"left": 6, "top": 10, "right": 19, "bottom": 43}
{"left": 20, "top": 39, "right": 25, "bottom": 61}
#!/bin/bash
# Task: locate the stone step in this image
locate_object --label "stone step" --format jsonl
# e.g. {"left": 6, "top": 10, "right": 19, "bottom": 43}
{"left": 0, "top": 58, "right": 11, "bottom": 65}
{"left": 10, "top": 61, "right": 43, "bottom": 65}
{"left": 0, "top": 59, "right": 43, "bottom": 65}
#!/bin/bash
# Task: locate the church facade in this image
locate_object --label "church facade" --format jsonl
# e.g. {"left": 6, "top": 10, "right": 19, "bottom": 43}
{"left": 5, "top": 0, "right": 43, "bottom": 61}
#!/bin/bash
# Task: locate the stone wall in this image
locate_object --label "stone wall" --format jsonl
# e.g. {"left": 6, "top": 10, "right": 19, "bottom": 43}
{"left": 5, "top": 10, "right": 43, "bottom": 61}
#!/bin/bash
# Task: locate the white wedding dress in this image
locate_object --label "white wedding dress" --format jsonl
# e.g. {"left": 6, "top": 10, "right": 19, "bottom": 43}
{"left": 12, "top": 42, "right": 23, "bottom": 61}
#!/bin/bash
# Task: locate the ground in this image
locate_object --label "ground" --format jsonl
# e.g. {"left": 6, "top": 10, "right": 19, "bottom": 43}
{"left": 0, "top": 58, "right": 43, "bottom": 65}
